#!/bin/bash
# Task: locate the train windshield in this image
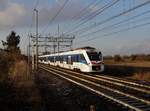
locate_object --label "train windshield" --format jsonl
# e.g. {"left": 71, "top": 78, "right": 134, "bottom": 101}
{"left": 87, "top": 52, "right": 102, "bottom": 61}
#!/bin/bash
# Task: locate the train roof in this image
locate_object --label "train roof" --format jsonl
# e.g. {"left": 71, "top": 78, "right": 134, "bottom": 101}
{"left": 73, "top": 46, "right": 96, "bottom": 50}
{"left": 39, "top": 46, "right": 100, "bottom": 57}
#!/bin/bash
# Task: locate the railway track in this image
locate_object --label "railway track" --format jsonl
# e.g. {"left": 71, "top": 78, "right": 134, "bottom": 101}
{"left": 39, "top": 64, "right": 150, "bottom": 111}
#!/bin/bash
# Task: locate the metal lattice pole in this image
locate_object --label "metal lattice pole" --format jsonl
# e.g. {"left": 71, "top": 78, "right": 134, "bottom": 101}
{"left": 34, "top": 9, "right": 39, "bottom": 71}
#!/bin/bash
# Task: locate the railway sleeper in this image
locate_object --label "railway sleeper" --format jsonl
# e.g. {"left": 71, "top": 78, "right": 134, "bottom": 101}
{"left": 116, "top": 96, "right": 130, "bottom": 99}
{"left": 127, "top": 100, "right": 141, "bottom": 104}
{"left": 142, "top": 107, "right": 150, "bottom": 111}
{"left": 119, "top": 98, "right": 134, "bottom": 102}
{"left": 102, "top": 97, "right": 129, "bottom": 109}
{"left": 135, "top": 105, "right": 150, "bottom": 109}
{"left": 131, "top": 102, "right": 147, "bottom": 106}
{"left": 40, "top": 65, "right": 150, "bottom": 111}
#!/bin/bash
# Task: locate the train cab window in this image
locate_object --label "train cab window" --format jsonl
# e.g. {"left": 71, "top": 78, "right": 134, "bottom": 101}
{"left": 99, "top": 52, "right": 102, "bottom": 60}
{"left": 79, "top": 54, "right": 87, "bottom": 64}
{"left": 87, "top": 52, "right": 102, "bottom": 61}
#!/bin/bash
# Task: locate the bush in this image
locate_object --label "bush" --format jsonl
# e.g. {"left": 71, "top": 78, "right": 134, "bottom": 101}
{"left": 131, "top": 55, "right": 137, "bottom": 61}
{"left": 147, "top": 55, "right": 150, "bottom": 61}
{"left": 114, "top": 55, "right": 122, "bottom": 62}
{"left": 103, "top": 56, "right": 113, "bottom": 60}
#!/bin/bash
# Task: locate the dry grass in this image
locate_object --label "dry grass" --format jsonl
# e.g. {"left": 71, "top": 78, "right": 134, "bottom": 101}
{"left": 130, "top": 72, "right": 150, "bottom": 82}
{"left": 9, "top": 60, "right": 41, "bottom": 110}
{"left": 0, "top": 52, "right": 41, "bottom": 110}
{"left": 105, "top": 60, "right": 150, "bottom": 68}
{"left": 104, "top": 64, "right": 150, "bottom": 82}
{"left": 9, "top": 60, "right": 27, "bottom": 81}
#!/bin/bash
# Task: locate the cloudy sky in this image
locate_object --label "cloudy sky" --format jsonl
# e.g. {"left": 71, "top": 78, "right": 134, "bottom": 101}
{"left": 0, "top": 0, "right": 150, "bottom": 55}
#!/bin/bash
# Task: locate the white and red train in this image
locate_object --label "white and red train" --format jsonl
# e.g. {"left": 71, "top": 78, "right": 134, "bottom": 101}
{"left": 39, "top": 47, "right": 104, "bottom": 73}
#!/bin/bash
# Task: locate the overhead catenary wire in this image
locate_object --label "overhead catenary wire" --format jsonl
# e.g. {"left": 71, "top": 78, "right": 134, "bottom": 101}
{"left": 41, "top": 0, "right": 70, "bottom": 34}
{"left": 78, "top": 21, "right": 150, "bottom": 44}
{"left": 78, "top": 9, "right": 150, "bottom": 39}
{"left": 65, "top": 0, "right": 120, "bottom": 34}
{"left": 70, "top": 0, "right": 150, "bottom": 36}
{"left": 70, "top": 0, "right": 100, "bottom": 21}
{"left": 64, "top": 0, "right": 101, "bottom": 32}
{"left": 69, "top": 0, "right": 103, "bottom": 24}
{"left": 64, "top": 0, "right": 121, "bottom": 35}
{"left": 89, "top": 15, "right": 150, "bottom": 40}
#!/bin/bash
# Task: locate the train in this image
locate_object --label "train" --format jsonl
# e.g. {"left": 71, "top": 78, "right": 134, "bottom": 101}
{"left": 39, "top": 47, "right": 104, "bottom": 73}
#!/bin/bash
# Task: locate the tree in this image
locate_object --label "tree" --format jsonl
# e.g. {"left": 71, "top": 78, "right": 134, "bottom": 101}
{"left": 2, "top": 31, "right": 21, "bottom": 54}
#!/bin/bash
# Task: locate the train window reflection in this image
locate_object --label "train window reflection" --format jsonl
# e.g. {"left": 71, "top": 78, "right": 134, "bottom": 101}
{"left": 87, "top": 52, "right": 102, "bottom": 61}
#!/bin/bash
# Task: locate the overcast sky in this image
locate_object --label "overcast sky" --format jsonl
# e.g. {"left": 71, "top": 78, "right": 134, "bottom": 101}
{"left": 0, "top": 0, "right": 150, "bottom": 55}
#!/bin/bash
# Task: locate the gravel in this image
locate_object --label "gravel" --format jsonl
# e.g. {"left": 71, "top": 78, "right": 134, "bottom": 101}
{"left": 34, "top": 69, "right": 127, "bottom": 111}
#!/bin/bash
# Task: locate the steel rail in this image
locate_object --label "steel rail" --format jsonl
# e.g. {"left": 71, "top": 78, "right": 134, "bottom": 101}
{"left": 40, "top": 65, "right": 150, "bottom": 111}
{"left": 41, "top": 65, "right": 150, "bottom": 104}
{"left": 42, "top": 64, "right": 150, "bottom": 94}
{"left": 95, "top": 75, "right": 150, "bottom": 90}
{"left": 44, "top": 64, "right": 150, "bottom": 89}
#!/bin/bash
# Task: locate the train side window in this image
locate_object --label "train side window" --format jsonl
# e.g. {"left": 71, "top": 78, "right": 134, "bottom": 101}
{"left": 52, "top": 56, "right": 54, "bottom": 62}
{"left": 55, "top": 56, "right": 58, "bottom": 61}
{"left": 71, "top": 55, "right": 75, "bottom": 62}
{"left": 66, "top": 56, "right": 69, "bottom": 64}
{"left": 56, "top": 56, "right": 60, "bottom": 61}
{"left": 54, "top": 57, "right": 56, "bottom": 62}
{"left": 51, "top": 57, "right": 53, "bottom": 62}
{"left": 48, "top": 56, "right": 52, "bottom": 62}
{"left": 73, "top": 55, "right": 79, "bottom": 62}
{"left": 79, "top": 54, "right": 87, "bottom": 64}
{"left": 60, "top": 56, "right": 63, "bottom": 63}
{"left": 63, "top": 55, "right": 67, "bottom": 62}
{"left": 76, "top": 55, "right": 79, "bottom": 62}
{"left": 48, "top": 57, "right": 50, "bottom": 61}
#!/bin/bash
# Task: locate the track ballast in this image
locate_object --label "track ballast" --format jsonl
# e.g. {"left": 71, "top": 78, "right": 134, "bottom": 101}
{"left": 39, "top": 64, "right": 150, "bottom": 111}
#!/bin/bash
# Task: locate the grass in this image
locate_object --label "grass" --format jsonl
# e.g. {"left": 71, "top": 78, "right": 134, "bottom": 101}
{"left": 105, "top": 60, "right": 150, "bottom": 68}
{"left": 130, "top": 72, "right": 150, "bottom": 82}
{"left": 10, "top": 60, "right": 28, "bottom": 82}
{"left": 0, "top": 54, "right": 41, "bottom": 111}
{"left": 104, "top": 61, "right": 150, "bottom": 82}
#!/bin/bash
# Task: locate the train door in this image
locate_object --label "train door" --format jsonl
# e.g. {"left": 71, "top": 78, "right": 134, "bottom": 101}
{"left": 67, "top": 55, "right": 73, "bottom": 69}
{"left": 68, "top": 56, "right": 72, "bottom": 64}
{"left": 78, "top": 54, "right": 88, "bottom": 72}
{"left": 79, "top": 54, "right": 87, "bottom": 64}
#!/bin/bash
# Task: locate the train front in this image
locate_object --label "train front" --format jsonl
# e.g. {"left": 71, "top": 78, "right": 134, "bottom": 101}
{"left": 86, "top": 51, "right": 104, "bottom": 72}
